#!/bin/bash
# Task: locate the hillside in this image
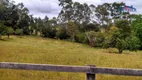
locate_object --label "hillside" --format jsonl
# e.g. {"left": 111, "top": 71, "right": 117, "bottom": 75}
{"left": 0, "top": 36, "right": 142, "bottom": 80}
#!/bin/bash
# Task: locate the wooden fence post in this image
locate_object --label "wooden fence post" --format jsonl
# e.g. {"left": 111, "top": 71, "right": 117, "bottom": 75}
{"left": 86, "top": 65, "right": 96, "bottom": 80}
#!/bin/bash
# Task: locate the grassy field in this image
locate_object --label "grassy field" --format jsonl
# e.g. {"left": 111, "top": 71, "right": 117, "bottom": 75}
{"left": 0, "top": 36, "right": 142, "bottom": 80}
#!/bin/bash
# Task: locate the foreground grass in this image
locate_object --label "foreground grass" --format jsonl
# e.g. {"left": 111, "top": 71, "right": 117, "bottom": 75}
{"left": 0, "top": 36, "right": 142, "bottom": 80}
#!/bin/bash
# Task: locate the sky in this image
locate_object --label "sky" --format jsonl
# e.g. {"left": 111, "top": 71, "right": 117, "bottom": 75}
{"left": 13, "top": 0, "right": 142, "bottom": 19}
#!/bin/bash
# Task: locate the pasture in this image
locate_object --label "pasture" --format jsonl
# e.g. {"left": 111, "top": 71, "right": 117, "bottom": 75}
{"left": 0, "top": 36, "right": 142, "bottom": 80}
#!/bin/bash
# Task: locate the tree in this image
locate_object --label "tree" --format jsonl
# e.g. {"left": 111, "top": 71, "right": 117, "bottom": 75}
{"left": 41, "top": 26, "right": 57, "bottom": 38}
{"left": 114, "top": 20, "right": 131, "bottom": 53}
{"left": 115, "top": 35, "right": 140, "bottom": 53}
{"left": 5, "top": 27, "right": 14, "bottom": 38}
{"left": 58, "top": 0, "right": 73, "bottom": 22}
{"left": 29, "top": 15, "right": 35, "bottom": 35}
{"left": 0, "top": 2, "right": 6, "bottom": 21}
{"left": 67, "top": 21, "right": 79, "bottom": 41}
{"left": 86, "top": 31, "right": 105, "bottom": 47}
{"left": 132, "top": 15, "right": 142, "bottom": 50}
{"left": 80, "top": 3, "right": 92, "bottom": 25}
{"left": 103, "top": 27, "right": 128, "bottom": 53}
{"left": 0, "top": 22, "right": 6, "bottom": 39}
{"left": 103, "top": 20, "right": 139, "bottom": 53}
{"left": 73, "top": 2, "right": 92, "bottom": 27}
{"left": 0, "top": 1, "right": 31, "bottom": 35}
{"left": 115, "top": 20, "right": 131, "bottom": 38}
{"left": 72, "top": 2, "right": 84, "bottom": 23}
{"left": 4, "top": 2, "right": 19, "bottom": 29}
{"left": 41, "top": 18, "right": 57, "bottom": 38}
{"left": 110, "top": 2, "right": 130, "bottom": 20}
{"left": 103, "top": 26, "right": 119, "bottom": 48}
{"left": 95, "top": 3, "right": 109, "bottom": 26}
{"left": 116, "top": 38, "right": 127, "bottom": 53}
{"left": 16, "top": 3, "right": 30, "bottom": 35}
{"left": 126, "top": 36, "right": 140, "bottom": 51}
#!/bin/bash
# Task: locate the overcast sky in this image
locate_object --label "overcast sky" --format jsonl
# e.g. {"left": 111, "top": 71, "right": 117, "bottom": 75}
{"left": 13, "top": 0, "right": 142, "bottom": 19}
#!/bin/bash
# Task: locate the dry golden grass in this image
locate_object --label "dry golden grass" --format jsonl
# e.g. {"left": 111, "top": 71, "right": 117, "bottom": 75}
{"left": 0, "top": 36, "right": 142, "bottom": 80}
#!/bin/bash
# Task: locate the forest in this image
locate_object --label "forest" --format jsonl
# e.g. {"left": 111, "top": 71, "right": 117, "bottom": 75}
{"left": 0, "top": 0, "right": 142, "bottom": 53}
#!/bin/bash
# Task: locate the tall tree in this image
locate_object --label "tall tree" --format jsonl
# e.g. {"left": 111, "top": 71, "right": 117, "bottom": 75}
{"left": 67, "top": 21, "right": 78, "bottom": 41}
{"left": 16, "top": 3, "right": 30, "bottom": 34}
{"left": 132, "top": 15, "right": 142, "bottom": 49}
{"left": 58, "top": 0, "right": 73, "bottom": 22}
{"left": 95, "top": 3, "right": 109, "bottom": 26}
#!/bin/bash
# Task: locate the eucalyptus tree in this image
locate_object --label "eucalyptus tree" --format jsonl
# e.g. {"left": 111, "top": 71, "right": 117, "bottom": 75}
{"left": 58, "top": 0, "right": 73, "bottom": 22}
{"left": 81, "top": 3, "right": 92, "bottom": 25}
{"left": 95, "top": 3, "right": 110, "bottom": 28}
{"left": 110, "top": 2, "right": 131, "bottom": 21}
{"left": 72, "top": 2, "right": 93, "bottom": 31}
{"left": 73, "top": 2, "right": 92, "bottom": 24}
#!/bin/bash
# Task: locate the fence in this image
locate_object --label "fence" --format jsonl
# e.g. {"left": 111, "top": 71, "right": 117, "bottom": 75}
{"left": 1, "top": 62, "right": 142, "bottom": 80}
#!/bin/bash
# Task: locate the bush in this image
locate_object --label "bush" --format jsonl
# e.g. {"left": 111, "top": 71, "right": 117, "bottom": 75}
{"left": 75, "top": 33, "right": 88, "bottom": 43}
{"left": 22, "top": 27, "right": 30, "bottom": 35}
{"left": 132, "top": 22, "right": 142, "bottom": 50}
{"left": 126, "top": 36, "right": 140, "bottom": 51}
{"left": 15, "top": 29, "right": 23, "bottom": 35}
{"left": 56, "top": 27, "right": 70, "bottom": 39}
{"left": 86, "top": 31, "right": 105, "bottom": 47}
{"left": 41, "top": 26, "right": 57, "bottom": 38}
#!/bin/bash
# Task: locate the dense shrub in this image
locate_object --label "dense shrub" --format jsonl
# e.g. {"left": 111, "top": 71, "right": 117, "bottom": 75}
{"left": 86, "top": 31, "right": 105, "bottom": 47}
{"left": 132, "top": 22, "right": 142, "bottom": 50}
{"left": 41, "top": 26, "right": 57, "bottom": 38}
{"left": 75, "top": 33, "right": 88, "bottom": 43}
{"left": 56, "top": 27, "right": 70, "bottom": 39}
{"left": 22, "top": 27, "right": 30, "bottom": 35}
{"left": 126, "top": 36, "right": 140, "bottom": 51}
{"left": 15, "top": 29, "right": 23, "bottom": 35}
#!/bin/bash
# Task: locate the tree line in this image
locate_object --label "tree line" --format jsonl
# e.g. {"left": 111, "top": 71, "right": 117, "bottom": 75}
{"left": 0, "top": 0, "right": 142, "bottom": 53}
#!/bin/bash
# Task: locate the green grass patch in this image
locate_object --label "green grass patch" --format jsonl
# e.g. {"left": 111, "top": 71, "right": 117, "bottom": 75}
{"left": 0, "top": 36, "right": 142, "bottom": 80}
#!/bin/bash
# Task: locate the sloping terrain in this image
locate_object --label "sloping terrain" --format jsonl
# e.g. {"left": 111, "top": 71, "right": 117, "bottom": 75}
{"left": 0, "top": 36, "right": 142, "bottom": 80}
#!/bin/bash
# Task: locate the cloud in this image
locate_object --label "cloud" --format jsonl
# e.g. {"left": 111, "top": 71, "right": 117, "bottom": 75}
{"left": 14, "top": 0, "right": 61, "bottom": 18}
{"left": 73, "top": 0, "right": 102, "bottom": 5}
{"left": 13, "top": 0, "right": 142, "bottom": 18}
